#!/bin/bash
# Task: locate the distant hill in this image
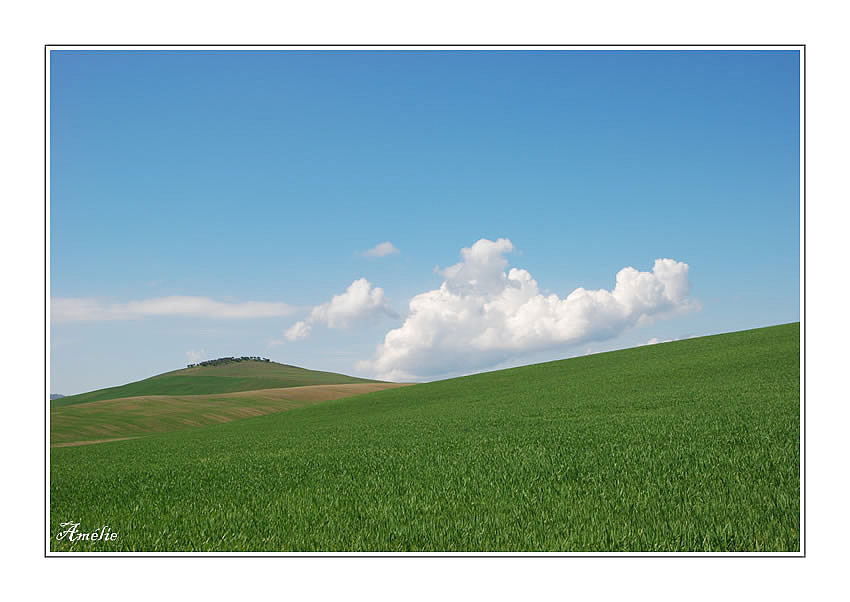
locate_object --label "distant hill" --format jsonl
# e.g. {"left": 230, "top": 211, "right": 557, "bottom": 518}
{"left": 50, "top": 394, "right": 65, "bottom": 401}
{"left": 51, "top": 360, "right": 382, "bottom": 407}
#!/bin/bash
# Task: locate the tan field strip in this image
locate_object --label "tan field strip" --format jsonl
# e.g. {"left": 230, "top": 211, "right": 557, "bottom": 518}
{"left": 51, "top": 382, "right": 411, "bottom": 447}
{"left": 51, "top": 437, "right": 141, "bottom": 448}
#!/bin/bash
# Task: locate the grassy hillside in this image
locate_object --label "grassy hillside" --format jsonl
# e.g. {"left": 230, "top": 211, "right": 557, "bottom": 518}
{"left": 51, "top": 383, "right": 411, "bottom": 445}
{"left": 50, "top": 323, "right": 800, "bottom": 552}
{"left": 52, "top": 360, "right": 380, "bottom": 407}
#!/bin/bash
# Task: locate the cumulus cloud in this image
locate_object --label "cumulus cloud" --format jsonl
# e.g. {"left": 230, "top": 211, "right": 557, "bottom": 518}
{"left": 362, "top": 242, "right": 400, "bottom": 257}
{"left": 284, "top": 278, "right": 397, "bottom": 341}
{"left": 284, "top": 321, "right": 313, "bottom": 342}
{"left": 358, "top": 238, "right": 699, "bottom": 381}
{"left": 51, "top": 296, "right": 295, "bottom": 323}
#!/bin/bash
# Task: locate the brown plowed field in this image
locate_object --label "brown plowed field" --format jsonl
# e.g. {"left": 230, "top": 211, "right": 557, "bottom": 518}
{"left": 51, "top": 382, "right": 411, "bottom": 446}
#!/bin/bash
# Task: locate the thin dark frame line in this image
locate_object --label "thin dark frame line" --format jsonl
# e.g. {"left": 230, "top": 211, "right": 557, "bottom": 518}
{"left": 802, "top": 45, "right": 807, "bottom": 557}
{"left": 45, "top": 552, "right": 804, "bottom": 559}
{"left": 45, "top": 44, "right": 805, "bottom": 47}
{"left": 44, "top": 43, "right": 806, "bottom": 559}
{"left": 44, "top": 44, "right": 48, "bottom": 558}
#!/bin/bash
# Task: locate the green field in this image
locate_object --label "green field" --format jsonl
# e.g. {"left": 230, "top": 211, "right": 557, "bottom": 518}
{"left": 50, "top": 323, "right": 800, "bottom": 552}
{"left": 52, "top": 360, "right": 379, "bottom": 407}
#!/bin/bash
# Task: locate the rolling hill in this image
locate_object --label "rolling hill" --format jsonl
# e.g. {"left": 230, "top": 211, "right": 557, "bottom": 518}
{"left": 51, "top": 359, "right": 381, "bottom": 407}
{"left": 50, "top": 382, "right": 411, "bottom": 446}
{"left": 50, "top": 322, "right": 800, "bottom": 552}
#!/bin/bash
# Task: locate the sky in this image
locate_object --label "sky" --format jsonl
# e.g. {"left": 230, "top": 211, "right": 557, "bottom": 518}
{"left": 49, "top": 49, "right": 801, "bottom": 395}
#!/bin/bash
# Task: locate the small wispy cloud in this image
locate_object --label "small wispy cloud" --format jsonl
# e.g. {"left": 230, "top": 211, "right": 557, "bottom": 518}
{"left": 362, "top": 242, "right": 400, "bottom": 257}
{"left": 185, "top": 349, "right": 207, "bottom": 363}
{"left": 644, "top": 334, "right": 696, "bottom": 346}
{"left": 52, "top": 296, "right": 296, "bottom": 323}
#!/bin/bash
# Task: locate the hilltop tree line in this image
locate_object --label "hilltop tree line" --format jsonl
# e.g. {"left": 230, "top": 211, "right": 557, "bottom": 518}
{"left": 187, "top": 356, "right": 271, "bottom": 368}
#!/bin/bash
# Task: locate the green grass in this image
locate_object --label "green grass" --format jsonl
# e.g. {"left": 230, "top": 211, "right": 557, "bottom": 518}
{"left": 50, "top": 323, "right": 800, "bottom": 552}
{"left": 51, "top": 360, "right": 380, "bottom": 407}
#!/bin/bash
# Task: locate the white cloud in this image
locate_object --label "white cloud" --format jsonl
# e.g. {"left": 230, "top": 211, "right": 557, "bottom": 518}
{"left": 358, "top": 238, "right": 699, "bottom": 381}
{"left": 51, "top": 296, "right": 295, "bottom": 323}
{"left": 362, "top": 241, "right": 400, "bottom": 257}
{"left": 185, "top": 349, "right": 206, "bottom": 363}
{"left": 284, "top": 320, "right": 313, "bottom": 342}
{"left": 284, "top": 278, "right": 397, "bottom": 341}
{"left": 644, "top": 334, "right": 697, "bottom": 346}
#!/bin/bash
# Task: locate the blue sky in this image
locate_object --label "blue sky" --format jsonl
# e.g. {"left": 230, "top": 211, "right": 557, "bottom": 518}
{"left": 50, "top": 49, "right": 800, "bottom": 394}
